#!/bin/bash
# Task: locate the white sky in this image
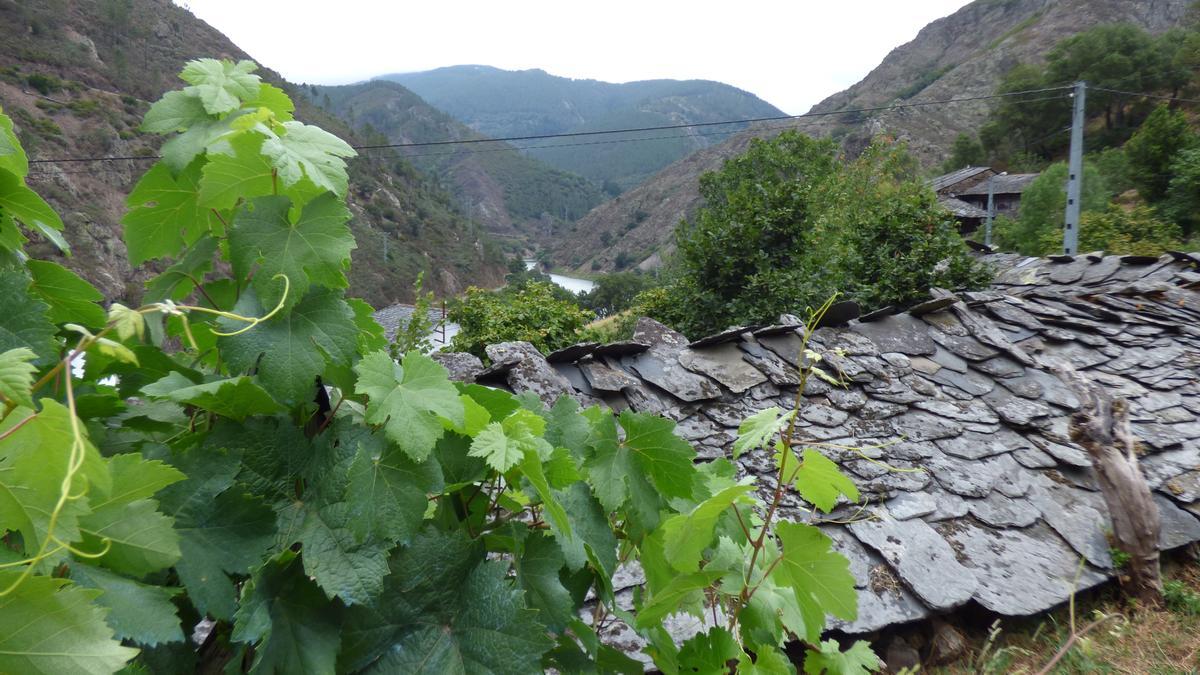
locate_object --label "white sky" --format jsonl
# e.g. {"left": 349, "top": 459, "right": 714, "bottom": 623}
{"left": 178, "top": 1, "right": 973, "bottom": 115}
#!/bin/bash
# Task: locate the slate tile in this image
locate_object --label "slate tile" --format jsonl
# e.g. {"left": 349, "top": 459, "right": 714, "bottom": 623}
{"left": 849, "top": 514, "right": 978, "bottom": 611}
{"left": 935, "top": 521, "right": 1108, "bottom": 616}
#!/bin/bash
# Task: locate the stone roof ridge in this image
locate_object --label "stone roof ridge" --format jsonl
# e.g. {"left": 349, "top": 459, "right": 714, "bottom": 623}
{"left": 432, "top": 251, "right": 1200, "bottom": 650}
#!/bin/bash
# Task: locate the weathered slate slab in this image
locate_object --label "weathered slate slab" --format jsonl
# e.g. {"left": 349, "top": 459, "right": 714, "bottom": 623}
{"left": 849, "top": 514, "right": 977, "bottom": 611}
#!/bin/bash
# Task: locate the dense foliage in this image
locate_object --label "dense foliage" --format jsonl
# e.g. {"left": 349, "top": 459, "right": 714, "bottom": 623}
{"left": 992, "top": 161, "right": 1110, "bottom": 255}
{"left": 0, "top": 58, "right": 885, "bottom": 675}
{"left": 577, "top": 271, "right": 658, "bottom": 318}
{"left": 646, "top": 131, "right": 990, "bottom": 337}
{"left": 448, "top": 282, "right": 592, "bottom": 359}
{"left": 980, "top": 22, "right": 1199, "bottom": 163}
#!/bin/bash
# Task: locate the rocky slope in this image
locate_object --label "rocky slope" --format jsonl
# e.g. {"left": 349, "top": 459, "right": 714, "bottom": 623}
{"left": 385, "top": 65, "right": 786, "bottom": 191}
{"left": 310, "top": 80, "right": 604, "bottom": 245}
{"left": 0, "top": 0, "right": 505, "bottom": 306}
{"left": 554, "top": 0, "right": 1192, "bottom": 274}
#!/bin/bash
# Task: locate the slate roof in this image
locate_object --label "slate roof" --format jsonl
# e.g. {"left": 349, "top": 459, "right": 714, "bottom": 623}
{"left": 372, "top": 303, "right": 459, "bottom": 349}
{"left": 927, "top": 166, "right": 993, "bottom": 194}
{"left": 432, "top": 251, "right": 1200, "bottom": 654}
{"left": 958, "top": 172, "right": 1040, "bottom": 196}
{"left": 938, "top": 196, "right": 988, "bottom": 219}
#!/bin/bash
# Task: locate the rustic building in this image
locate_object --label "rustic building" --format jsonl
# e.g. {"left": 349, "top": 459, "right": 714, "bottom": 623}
{"left": 929, "top": 167, "right": 1039, "bottom": 235}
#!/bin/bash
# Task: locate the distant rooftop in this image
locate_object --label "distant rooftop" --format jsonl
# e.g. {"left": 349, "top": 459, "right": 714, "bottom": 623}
{"left": 959, "top": 173, "right": 1040, "bottom": 196}
{"left": 927, "top": 166, "right": 992, "bottom": 193}
{"left": 938, "top": 196, "right": 988, "bottom": 219}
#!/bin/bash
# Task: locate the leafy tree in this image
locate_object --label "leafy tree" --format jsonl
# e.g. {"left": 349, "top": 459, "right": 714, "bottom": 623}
{"left": 1036, "top": 204, "right": 1182, "bottom": 255}
{"left": 449, "top": 282, "right": 592, "bottom": 358}
{"left": 993, "top": 161, "right": 1108, "bottom": 255}
{"left": 656, "top": 132, "right": 989, "bottom": 337}
{"left": 1164, "top": 145, "right": 1200, "bottom": 235}
{"left": 1044, "top": 23, "right": 1168, "bottom": 134}
{"left": 0, "top": 61, "right": 882, "bottom": 674}
{"left": 940, "top": 132, "right": 987, "bottom": 173}
{"left": 1124, "top": 103, "right": 1197, "bottom": 202}
{"left": 578, "top": 270, "right": 657, "bottom": 318}
{"left": 1091, "top": 147, "right": 1134, "bottom": 197}
{"left": 980, "top": 64, "right": 1071, "bottom": 161}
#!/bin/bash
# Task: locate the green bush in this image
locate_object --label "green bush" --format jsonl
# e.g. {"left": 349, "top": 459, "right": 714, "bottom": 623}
{"left": 1125, "top": 104, "right": 1197, "bottom": 202}
{"left": 578, "top": 270, "right": 657, "bottom": 317}
{"left": 448, "top": 282, "right": 592, "bottom": 358}
{"left": 1036, "top": 204, "right": 1181, "bottom": 255}
{"left": 652, "top": 131, "right": 990, "bottom": 337}
{"left": 992, "top": 161, "right": 1108, "bottom": 255}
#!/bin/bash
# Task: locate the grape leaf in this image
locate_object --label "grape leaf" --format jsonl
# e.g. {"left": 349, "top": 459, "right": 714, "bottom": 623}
{"left": 734, "top": 406, "right": 795, "bottom": 458}
{"left": 661, "top": 484, "right": 754, "bottom": 572}
{"left": 160, "top": 462, "right": 276, "bottom": 622}
{"left": 141, "top": 90, "right": 211, "bottom": 134}
{"left": 0, "top": 271, "right": 56, "bottom": 361}
{"left": 179, "top": 59, "right": 261, "bottom": 115}
{"left": 556, "top": 480, "right": 618, "bottom": 577}
{"left": 634, "top": 570, "right": 723, "bottom": 629}
{"left": 0, "top": 400, "right": 109, "bottom": 551}
{"left": 340, "top": 527, "right": 554, "bottom": 674}
{"left": 785, "top": 447, "right": 860, "bottom": 513}
{"left": 772, "top": 522, "right": 857, "bottom": 643}
{"left": 739, "top": 645, "right": 796, "bottom": 674}
{"left": 0, "top": 347, "right": 37, "bottom": 409}
{"left": 803, "top": 639, "right": 880, "bottom": 675}
{"left": 197, "top": 132, "right": 277, "bottom": 210}
{"left": 70, "top": 563, "right": 184, "bottom": 647}
{"left": 219, "top": 288, "right": 358, "bottom": 406}
{"left": 245, "top": 83, "right": 295, "bottom": 121}
{"left": 348, "top": 297, "right": 388, "bottom": 354}
{"left": 261, "top": 120, "right": 355, "bottom": 197}
{"left": 469, "top": 407, "right": 548, "bottom": 473}
{"left": 78, "top": 499, "right": 180, "bottom": 578}
{"left": 228, "top": 193, "right": 355, "bottom": 309}
{"left": 158, "top": 116, "right": 234, "bottom": 172}
{"left": 677, "top": 627, "right": 741, "bottom": 674}
{"left": 0, "top": 572, "right": 137, "bottom": 674}
{"left": 344, "top": 436, "right": 442, "bottom": 544}
{"left": 26, "top": 260, "right": 106, "bottom": 328}
{"left": 233, "top": 550, "right": 341, "bottom": 675}
{"left": 298, "top": 502, "right": 388, "bottom": 606}
{"left": 0, "top": 111, "right": 28, "bottom": 176}
{"left": 142, "top": 372, "right": 283, "bottom": 421}
{"left": 143, "top": 235, "right": 218, "bottom": 303}
{"left": 514, "top": 532, "right": 575, "bottom": 632}
{"left": 618, "top": 410, "right": 697, "bottom": 500}
{"left": 582, "top": 407, "right": 664, "bottom": 535}
{"left": 354, "top": 350, "right": 463, "bottom": 462}
{"left": 122, "top": 159, "right": 216, "bottom": 264}
{"left": 0, "top": 169, "right": 67, "bottom": 253}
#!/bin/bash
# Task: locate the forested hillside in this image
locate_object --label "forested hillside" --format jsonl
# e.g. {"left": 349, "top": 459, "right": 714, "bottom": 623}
{"left": 0, "top": 0, "right": 505, "bottom": 306}
{"left": 554, "top": 0, "right": 1194, "bottom": 273}
{"left": 310, "top": 80, "right": 604, "bottom": 244}
{"left": 385, "top": 65, "right": 786, "bottom": 191}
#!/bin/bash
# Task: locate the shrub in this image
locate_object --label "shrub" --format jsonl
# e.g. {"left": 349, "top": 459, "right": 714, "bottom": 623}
{"left": 448, "top": 282, "right": 592, "bottom": 358}
{"left": 1036, "top": 204, "right": 1181, "bottom": 255}
{"left": 655, "top": 131, "right": 990, "bottom": 337}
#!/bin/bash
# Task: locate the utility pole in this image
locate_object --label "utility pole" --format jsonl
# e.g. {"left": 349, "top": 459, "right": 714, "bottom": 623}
{"left": 1063, "top": 81, "right": 1086, "bottom": 255}
{"left": 985, "top": 171, "right": 1006, "bottom": 248}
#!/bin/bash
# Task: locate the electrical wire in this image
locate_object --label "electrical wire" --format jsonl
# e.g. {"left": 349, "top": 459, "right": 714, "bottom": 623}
{"left": 23, "top": 85, "right": 1074, "bottom": 167}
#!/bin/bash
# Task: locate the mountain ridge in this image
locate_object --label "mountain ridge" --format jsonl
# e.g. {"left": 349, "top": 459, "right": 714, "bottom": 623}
{"left": 309, "top": 78, "right": 605, "bottom": 244}
{"left": 0, "top": 0, "right": 505, "bottom": 306}
{"left": 552, "top": 0, "right": 1193, "bottom": 274}
{"left": 384, "top": 65, "right": 787, "bottom": 190}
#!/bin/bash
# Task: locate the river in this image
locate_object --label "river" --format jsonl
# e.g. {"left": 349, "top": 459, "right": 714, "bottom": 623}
{"left": 524, "top": 260, "right": 595, "bottom": 294}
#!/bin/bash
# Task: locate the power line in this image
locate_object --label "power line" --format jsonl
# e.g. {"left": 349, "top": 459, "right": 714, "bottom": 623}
{"left": 1087, "top": 86, "right": 1200, "bottom": 105}
{"left": 26, "top": 93, "right": 1073, "bottom": 179}
{"left": 24, "top": 85, "right": 1073, "bottom": 167}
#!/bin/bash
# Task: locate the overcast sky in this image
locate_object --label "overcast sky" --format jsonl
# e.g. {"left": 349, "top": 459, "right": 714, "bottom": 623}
{"left": 179, "top": 1, "right": 973, "bottom": 115}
